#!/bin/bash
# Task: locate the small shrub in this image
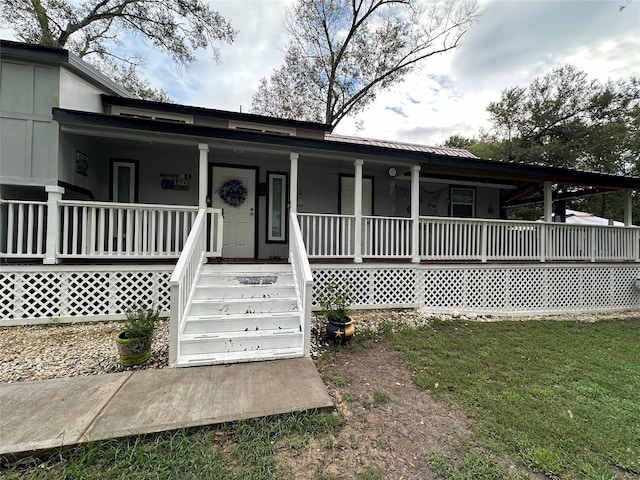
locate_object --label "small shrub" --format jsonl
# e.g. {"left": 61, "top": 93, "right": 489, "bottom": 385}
{"left": 121, "top": 307, "right": 160, "bottom": 339}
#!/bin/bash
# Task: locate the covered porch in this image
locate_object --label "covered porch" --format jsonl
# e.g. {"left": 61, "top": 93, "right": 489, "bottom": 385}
{"left": 2, "top": 108, "right": 640, "bottom": 366}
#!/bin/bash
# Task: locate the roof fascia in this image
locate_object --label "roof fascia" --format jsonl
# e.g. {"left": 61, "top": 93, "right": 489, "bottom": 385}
{"left": 101, "top": 95, "right": 333, "bottom": 133}
{"left": 67, "top": 54, "right": 132, "bottom": 98}
{"left": 1, "top": 40, "right": 68, "bottom": 64}
{"left": 421, "top": 156, "right": 640, "bottom": 190}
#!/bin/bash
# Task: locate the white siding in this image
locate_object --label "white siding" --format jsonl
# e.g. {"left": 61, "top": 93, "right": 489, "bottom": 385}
{"left": 0, "top": 61, "right": 59, "bottom": 184}
{"left": 59, "top": 67, "right": 106, "bottom": 113}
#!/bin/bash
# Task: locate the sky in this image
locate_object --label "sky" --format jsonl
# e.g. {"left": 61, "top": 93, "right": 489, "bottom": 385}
{"left": 3, "top": 0, "right": 640, "bottom": 146}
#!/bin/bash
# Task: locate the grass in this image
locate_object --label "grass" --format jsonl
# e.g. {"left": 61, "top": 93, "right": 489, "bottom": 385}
{"left": 1, "top": 411, "right": 341, "bottom": 480}
{"left": 388, "top": 318, "right": 640, "bottom": 480}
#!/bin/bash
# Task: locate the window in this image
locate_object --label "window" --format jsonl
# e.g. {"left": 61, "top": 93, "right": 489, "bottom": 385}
{"left": 267, "top": 173, "right": 287, "bottom": 242}
{"left": 451, "top": 187, "right": 474, "bottom": 218}
{"left": 111, "top": 106, "right": 193, "bottom": 124}
{"left": 230, "top": 121, "right": 294, "bottom": 136}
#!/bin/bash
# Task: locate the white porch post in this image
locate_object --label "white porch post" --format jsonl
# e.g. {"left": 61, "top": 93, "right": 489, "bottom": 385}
{"left": 354, "top": 159, "right": 364, "bottom": 263}
{"left": 411, "top": 165, "right": 421, "bottom": 263}
{"left": 543, "top": 182, "right": 553, "bottom": 222}
{"left": 44, "top": 185, "right": 64, "bottom": 265}
{"left": 198, "top": 143, "right": 209, "bottom": 209}
{"left": 289, "top": 152, "right": 299, "bottom": 216}
{"left": 624, "top": 190, "right": 633, "bottom": 226}
{"left": 288, "top": 153, "right": 299, "bottom": 264}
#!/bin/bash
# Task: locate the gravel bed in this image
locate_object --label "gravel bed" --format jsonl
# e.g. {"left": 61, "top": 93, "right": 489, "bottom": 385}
{"left": 1, "top": 309, "right": 637, "bottom": 384}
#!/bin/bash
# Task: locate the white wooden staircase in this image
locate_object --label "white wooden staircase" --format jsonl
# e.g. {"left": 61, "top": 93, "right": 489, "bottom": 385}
{"left": 175, "top": 264, "right": 304, "bottom": 367}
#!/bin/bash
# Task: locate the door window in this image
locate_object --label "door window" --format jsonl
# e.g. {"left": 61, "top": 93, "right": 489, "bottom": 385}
{"left": 112, "top": 160, "right": 137, "bottom": 203}
{"left": 267, "top": 173, "right": 287, "bottom": 242}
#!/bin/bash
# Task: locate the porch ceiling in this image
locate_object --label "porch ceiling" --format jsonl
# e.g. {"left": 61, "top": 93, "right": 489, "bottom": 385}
{"left": 53, "top": 108, "right": 640, "bottom": 192}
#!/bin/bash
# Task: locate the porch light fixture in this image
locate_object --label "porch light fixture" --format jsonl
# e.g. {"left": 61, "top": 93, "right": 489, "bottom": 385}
{"left": 388, "top": 167, "right": 397, "bottom": 177}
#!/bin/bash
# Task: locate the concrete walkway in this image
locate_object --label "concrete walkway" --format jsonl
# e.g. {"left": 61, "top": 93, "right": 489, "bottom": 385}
{"left": 0, "top": 358, "right": 333, "bottom": 457}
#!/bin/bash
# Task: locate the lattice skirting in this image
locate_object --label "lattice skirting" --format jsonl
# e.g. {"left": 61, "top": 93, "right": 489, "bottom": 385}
{"left": 311, "top": 263, "right": 640, "bottom": 316}
{"left": 0, "top": 265, "right": 173, "bottom": 326}
{"left": 2, "top": 263, "right": 638, "bottom": 325}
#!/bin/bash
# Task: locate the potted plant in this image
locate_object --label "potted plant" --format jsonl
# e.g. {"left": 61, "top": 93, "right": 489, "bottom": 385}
{"left": 114, "top": 306, "right": 160, "bottom": 366}
{"left": 318, "top": 282, "right": 355, "bottom": 345}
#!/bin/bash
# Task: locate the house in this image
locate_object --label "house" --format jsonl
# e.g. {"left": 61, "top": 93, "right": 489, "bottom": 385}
{"left": 1, "top": 40, "right": 639, "bottom": 366}
{"left": 538, "top": 209, "right": 625, "bottom": 226}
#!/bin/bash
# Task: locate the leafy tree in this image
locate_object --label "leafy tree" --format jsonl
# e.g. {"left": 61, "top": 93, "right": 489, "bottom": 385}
{"left": 251, "top": 0, "right": 481, "bottom": 126}
{"left": 1, "top": 0, "right": 236, "bottom": 100}
{"left": 469, "top": 65, "right": 640, "bottom": 222}
{"left": 486, "top": 65, "right": 639, "bottom": 175}
{"left": 443, "top": 133, "right": 504, "bottom": 159}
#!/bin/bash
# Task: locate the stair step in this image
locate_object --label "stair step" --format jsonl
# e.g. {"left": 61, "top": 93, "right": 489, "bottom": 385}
{"left": 193, "top": 284, "right": 295, "bottom": 300}
{"left": 198, "top": 271, "right": 293, "bottom": 287}
{"left": 175, "top": 346, "right": 304, "bottom": 367}
{"left": 180, "top": 329, "right": 302, "bottom": 355}
{"left": 184, "top": 312, "right": 301, "bottom": 334}
{"left": 189, "top": 297, "right": 299, "bottom": 315}
{"left": 201, "top": 264, "right": 292, "bottom": 274}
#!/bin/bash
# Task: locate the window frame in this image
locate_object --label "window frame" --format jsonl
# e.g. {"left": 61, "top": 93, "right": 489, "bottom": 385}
{"left": 450, "top": 186, "right": 475, "bottom": 218}
{"left": 266, "top": 171, "right": 288, "bottom": 243}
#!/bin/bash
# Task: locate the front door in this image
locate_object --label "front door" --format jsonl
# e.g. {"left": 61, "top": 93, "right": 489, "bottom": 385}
{"left": 211, "top": 166, "right": 256, "bottom": 258}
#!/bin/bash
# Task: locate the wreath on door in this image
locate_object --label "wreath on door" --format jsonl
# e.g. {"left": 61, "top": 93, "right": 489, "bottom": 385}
{"left": 217, "top": 179, "right": 247, "bottom": 207}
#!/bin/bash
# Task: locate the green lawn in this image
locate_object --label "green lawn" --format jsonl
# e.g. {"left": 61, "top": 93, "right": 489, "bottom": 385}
{"left": 3, "top": 317, "right": 638, "bottom": 480}
{"left": 388, "top": 317, "right": 640, "bottom": 479}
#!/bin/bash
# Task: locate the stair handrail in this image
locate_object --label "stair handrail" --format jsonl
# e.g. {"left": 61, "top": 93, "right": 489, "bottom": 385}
{"left": 289, "top": 212, "right": 313, "bottom": 356}
{"left": 169, "top": 208, "right": 208, "bottom": 366}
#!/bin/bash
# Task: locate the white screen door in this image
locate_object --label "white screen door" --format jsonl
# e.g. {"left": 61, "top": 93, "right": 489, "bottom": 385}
{"left": 112, "top": 161, "right": 136, "bottom": 203}
{"left": 211, "top": 166, "right": 256, "bottom": 258}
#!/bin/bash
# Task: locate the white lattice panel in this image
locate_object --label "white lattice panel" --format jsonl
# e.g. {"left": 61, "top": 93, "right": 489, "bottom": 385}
{"left": 312, "top": 263, "right": 640, "bottom": 316}
{"left": 1, "top": 265, "right": 173, "bottom": 325}
{"left": 372, "top": 269, "right": 416, "bottom": 305}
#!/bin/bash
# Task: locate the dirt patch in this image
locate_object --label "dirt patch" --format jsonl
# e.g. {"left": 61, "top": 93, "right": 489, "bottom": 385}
{"left": 278, "top": 341, "right": 470, "bottom": 479}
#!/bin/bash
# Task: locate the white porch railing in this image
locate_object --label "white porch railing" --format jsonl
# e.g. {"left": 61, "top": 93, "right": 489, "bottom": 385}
{"left": 205, "top": 207, "right": 224, "bottom": 258}
{"left": 0, "top": 199, "right": 47, "bottom": 258}
{"left": 169, "top": 208, "right": 208, "bottom": 366}
{"left": 296, "top": 212, "right": 638, "bottom": 263}
{"left": 363, "top": 216, "right": 412, "bottom": 258}
{"left": 289, "top": 212, "right": 313, "bottom": 356}
{"left": 1, "top": 197, "right": 224, "bottom": 262}
{"left": 58, "top": 200, "right": 198, "bottom": 258}
{"left": 298, "top": 213, "right": 355, "bottom": 257}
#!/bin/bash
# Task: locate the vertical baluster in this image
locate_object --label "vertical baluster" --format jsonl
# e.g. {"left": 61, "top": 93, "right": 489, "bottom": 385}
{"left": 107, "top": 208, "right": 114, "bottom": 255}
{"left": 7, "top": 204, "right": 15, "bottom": 254}
{"left": 61, "top": 205, "right": 68, "bottom": 255}
{"left": 70, "top": 206, "right": 77, "bottom": 256}
{"left": 80, "top": 207, "right": 87, "bottom": 255}
{"left": 165, "top": 210, "right": 174, "bottom": 253}
{"left": 16, "top": 204, "right": 24, "bottom": 254}
{"left": 26, "top": 204, "right": 34, "bottom": 254}
{"left": 115, "top": 208, "right": 122, "bottom": 254}
{"left": 150, "top": 209, "right": 157, "bottom": 255}
{"left": 329, "top": 215, "right": 335, "bottom": 256}
{"left": 37, "top": 204, "right": 45, "bottom": 254}
{"left": 159, "top": 210, "right": 165, "bottom": 255}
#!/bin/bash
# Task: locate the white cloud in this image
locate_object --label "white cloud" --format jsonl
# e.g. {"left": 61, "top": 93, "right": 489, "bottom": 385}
{"left": 3, "top": 0, "right": 638, "bottom": 147}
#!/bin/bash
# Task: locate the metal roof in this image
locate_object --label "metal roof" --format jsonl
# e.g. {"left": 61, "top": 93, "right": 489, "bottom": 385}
{"left": 326, "top": 134, "right": 478, "bottom": 159}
